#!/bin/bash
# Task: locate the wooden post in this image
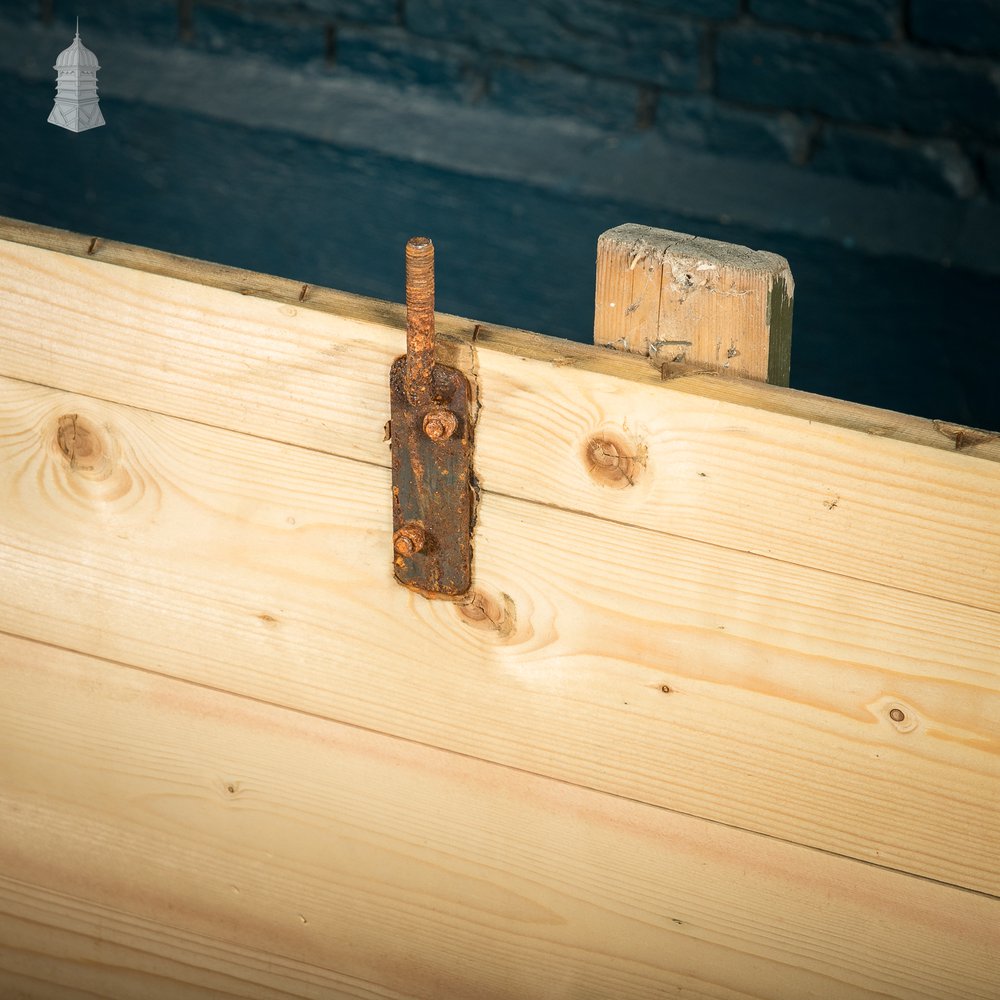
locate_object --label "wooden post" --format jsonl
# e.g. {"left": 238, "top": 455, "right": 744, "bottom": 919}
{"left": 594, "top": 223, "right": 794, "bottom": 385}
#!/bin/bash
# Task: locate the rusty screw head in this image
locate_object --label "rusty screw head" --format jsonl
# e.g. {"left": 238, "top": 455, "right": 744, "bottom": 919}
{"left": 422, "top": 408, "right": 458, "bottom": 442}
{"left": 393, "top": 523, "right": 426, "bottom": 557}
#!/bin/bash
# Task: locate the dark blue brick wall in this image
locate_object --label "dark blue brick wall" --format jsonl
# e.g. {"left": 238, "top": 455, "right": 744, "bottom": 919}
{"left": 910, "top": 0, "right": 1000, "bottom": 56}
{"left": 49, "top": 0, "right": 180, "bottom": 46}
{"left": 337, "top": 27, "right": 478, "bottom": 97}
{"left": 811, "top": 127, "right": 978, "bottom": 198}
{"left": 237, "top": 0, "right": 397, "bottom": 24}
{"left": 749, "top": 0, "right": 898, "bottom": 42}
{"left": 0, "top": 3, "right": 35, "bottom": 24}
{"left": 716, "top": 26, "right": 1000, "bottom": 140}
{"left": 985, "top": 150, "right": 1000, "bottom": 198}
{"left": 633, "top": 0, "right": 740, "bottom": 16}
{"left": 193, "top": 4, "right": 328, "bottom": 65}
{"left": 656, "top": 94, "right": 810, "bottom": 163}
{"left": 405, "top": 0, "right": 704, "bottom": 89}
{"left": 487, "top": 59, "right": 641, "bottom": 129}
{"left": 11, "top": 0, "right": 1000, "bottom": 206}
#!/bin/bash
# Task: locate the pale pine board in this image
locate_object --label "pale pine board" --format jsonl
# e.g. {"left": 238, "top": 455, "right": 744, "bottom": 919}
{"left": 0, "top": 224, "right": 997, "bottom": 617}
{"left": 1, "top": 378, "right": 997, "bottom": 893}
{"left": 1, "top": 633, "right": 998, "bottom": 1000}
{"left": 0, "top": 877, "right": 403, "bottom": 1000}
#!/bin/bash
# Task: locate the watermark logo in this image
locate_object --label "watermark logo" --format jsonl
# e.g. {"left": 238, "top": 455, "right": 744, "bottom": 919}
{"left": 49, "top": 18, "right": 105, "bottom": 132}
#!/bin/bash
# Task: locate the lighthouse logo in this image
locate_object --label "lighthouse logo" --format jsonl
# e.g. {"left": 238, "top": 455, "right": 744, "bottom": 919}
{"left": 49, "top": 19, "right": 105, "bottom": 132}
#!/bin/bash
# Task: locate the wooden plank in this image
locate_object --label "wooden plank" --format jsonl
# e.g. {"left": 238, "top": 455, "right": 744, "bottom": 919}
{"left": 1, "top": 377, "right": 997, "bottom": 894}
{"left": 1, "top": 633, "right": 997, "bottom": 1000}
{"left": 0, "top": 878, "right": 385, "bottom": 1000}
{"left": 0, "top": 221, "right": 997, "bottom": 617}
{"left": 594, "top": 223, "right": 794, "bottom": 384}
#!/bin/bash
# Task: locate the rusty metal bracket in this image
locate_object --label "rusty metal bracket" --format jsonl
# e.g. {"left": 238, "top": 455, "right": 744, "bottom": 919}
{"left": 390, "top": 237, "right": 474, "bottom": 598}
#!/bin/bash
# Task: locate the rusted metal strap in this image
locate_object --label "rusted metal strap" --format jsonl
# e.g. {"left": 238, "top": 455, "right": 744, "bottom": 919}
{"left": 389, "top": 237, "right": 475, "bottom": 598}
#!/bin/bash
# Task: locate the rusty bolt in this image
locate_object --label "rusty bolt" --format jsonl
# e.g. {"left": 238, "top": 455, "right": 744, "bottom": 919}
{"left": 422, "top": 408, "right": 458, "bottom": 441}
{"left": 404, "top": 236, "right": 435, "bottom": 406}
{"left": 393, "top": 523, "right": 426, "bottom": 557}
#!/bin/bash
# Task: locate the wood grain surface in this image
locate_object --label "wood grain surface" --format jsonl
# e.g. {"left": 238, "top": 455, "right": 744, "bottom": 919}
{"left": 1, "top": 377, "right": 997, "bottom": 893}
{"left": 0, "top": 632, "right": 996, "bottom": 1000}
{"left": 0, "top": 877, "right": 388, "bottom": 1000}
{"left": 593, "top": 223, "right": 794, "bottom": 384}
{"left": 1, "top": 218, "right": 998, "bottom": 999}
{"left": 0, "top": 223, "right": 997, "bottom": 618}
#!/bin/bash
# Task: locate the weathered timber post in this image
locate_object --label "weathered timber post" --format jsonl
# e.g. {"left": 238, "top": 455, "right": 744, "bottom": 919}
{"left": 594, "top": 223, "right": 794, "bottom": 385}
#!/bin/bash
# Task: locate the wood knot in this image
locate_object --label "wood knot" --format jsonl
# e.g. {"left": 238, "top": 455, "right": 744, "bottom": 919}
{"left": 50, "top": 410, "right": 142, "bottom": 507}
{"left": 54, "top": 413, "right": 116, "bottom": 481}
{"left": 457, "top": 588, "right": 516, "bottom": 640}
{"left": 870, "top": 696, "right": 920, "bottom": 735}
{"left": 583, "top": 432, "right": 645, "bottom": 489}
{"left": 57, "top": 414, "right": 97, "bottom": 466}
{"left": 220, "top": 779, "right": 244, "bottom": 799}
{"left": 885, "top": 702, "right": 919, "bottom": 734}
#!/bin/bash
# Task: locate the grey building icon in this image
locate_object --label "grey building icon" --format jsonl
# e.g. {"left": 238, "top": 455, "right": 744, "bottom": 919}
{"left": 49, "top": 20, "right": 105, "bottom": 132}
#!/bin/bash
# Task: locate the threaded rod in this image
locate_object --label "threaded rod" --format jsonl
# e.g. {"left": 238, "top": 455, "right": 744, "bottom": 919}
{"left": 404, "top": 236, "right": 435, "bottom": 405}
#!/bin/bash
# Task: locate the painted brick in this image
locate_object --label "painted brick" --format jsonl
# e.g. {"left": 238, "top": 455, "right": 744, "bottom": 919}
{"left": 337, "top": 27, "right": 476, "bottom": 98}
{"left": 749, "top": 0, "right": 897, "bottom": 42}
{"left": 406, "top": 0, "right": 703, "bottom": 89}
{"left": 656, "top": 94, "right": 809, "bottom": 162}
{"left": 487, "top": 60, "right": 640, "bottom": 130}
{"left": 0, "top": 3, "right": 43, "bottom": 25}
{"left": 911, "top": 0, "right": 1000, "bottom": 56}
{"left": 631, "top": 0, "right": 741, "bottom": 16}
{"left": 193, "top": 4, "right": 326, "bottom": 65}
{"left": 716, "top": 26, "right": 1000, "bottom": 139}
{"left": 234, "top": 0, "right": 398, "bottom": 24}
{"left": 52, "top": 0, "right": 179, "bottom": 46}
{"left": 984, "top": 149, "right": 1000, "bottom": 199}
{"left": 811, "top": 126, "right": 979, "bottom": 198}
